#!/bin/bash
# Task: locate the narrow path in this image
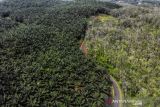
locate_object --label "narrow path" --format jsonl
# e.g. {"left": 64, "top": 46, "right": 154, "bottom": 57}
{"left": 80, "top": 42, "right": 123, "bottom": 107}
{"left": 110, "top": 76, "right": 123, "bottom": 107}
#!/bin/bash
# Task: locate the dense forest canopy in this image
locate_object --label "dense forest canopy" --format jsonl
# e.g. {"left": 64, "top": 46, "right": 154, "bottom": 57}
{"left": 0, "top": 0, "right": 120, "bottom": 106}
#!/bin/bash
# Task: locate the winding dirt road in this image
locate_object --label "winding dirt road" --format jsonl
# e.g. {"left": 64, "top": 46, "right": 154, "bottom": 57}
{"left": 110, "top": 76, "right": 122, "bottom": 107}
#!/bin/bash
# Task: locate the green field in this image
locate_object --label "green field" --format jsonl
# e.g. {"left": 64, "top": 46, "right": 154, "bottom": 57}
{"left": 85, "top": 6, "right": 160, "bottom": 106}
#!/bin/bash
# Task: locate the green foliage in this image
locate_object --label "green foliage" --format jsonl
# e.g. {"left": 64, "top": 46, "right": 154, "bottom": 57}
{"left": 85, "top": 6, "right": 160, "bottom": 106}
{"left": 0, "top": 0, "right": 120, "bottom": 106}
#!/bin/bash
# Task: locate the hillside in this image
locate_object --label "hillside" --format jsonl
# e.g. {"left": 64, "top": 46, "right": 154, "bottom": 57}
{"left": 84, "top": 6, "right": 160, "bottom": 106}
{"left": 0, "top": 0, "right": 121, "bottom": 106}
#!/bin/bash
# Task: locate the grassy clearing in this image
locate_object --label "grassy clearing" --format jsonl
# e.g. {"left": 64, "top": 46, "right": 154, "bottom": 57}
{"left": 85, "top": 6, "right": 160, "bottom": 106}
